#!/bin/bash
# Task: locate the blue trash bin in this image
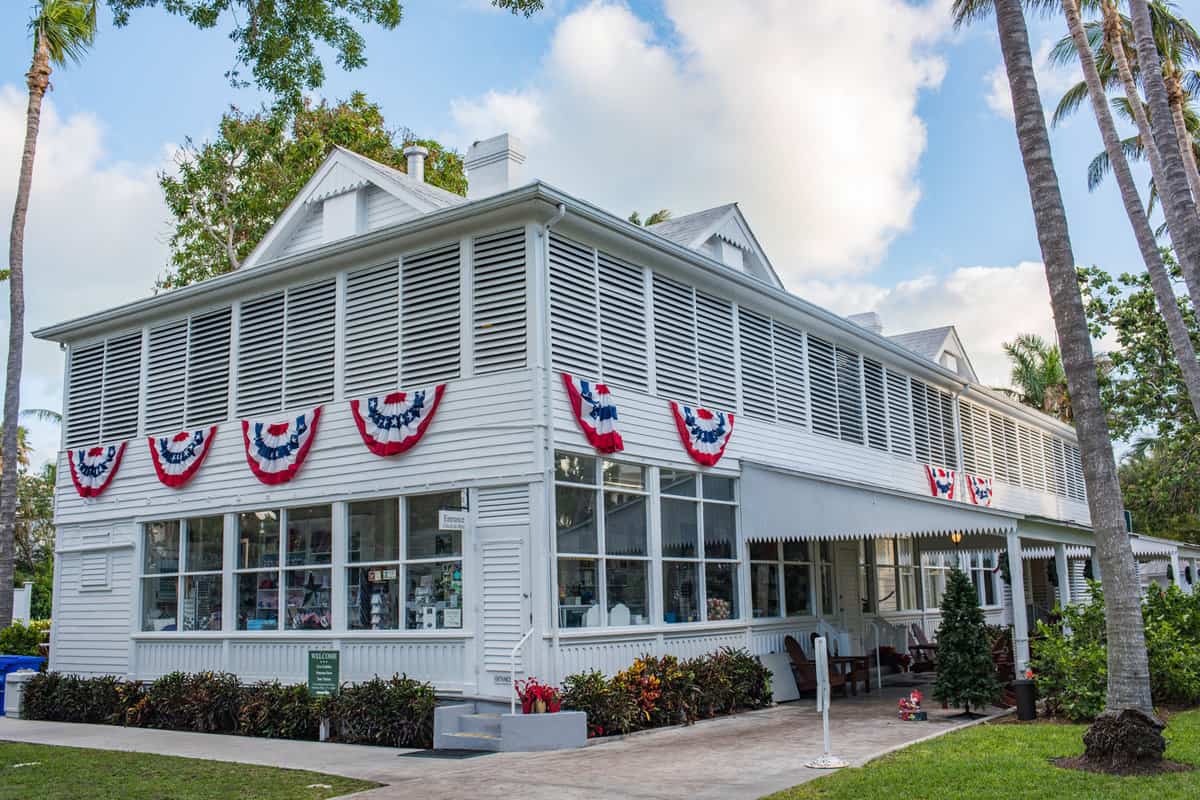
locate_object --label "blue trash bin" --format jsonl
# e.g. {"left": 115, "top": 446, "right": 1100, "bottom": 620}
{"left": 0, "top": 655, "right": 46, "bottom": 716}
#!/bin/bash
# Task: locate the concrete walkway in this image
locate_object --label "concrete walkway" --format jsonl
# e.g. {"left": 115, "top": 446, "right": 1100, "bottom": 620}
{"left": 0, "top": 681, "right": 1008, "bottom": 800}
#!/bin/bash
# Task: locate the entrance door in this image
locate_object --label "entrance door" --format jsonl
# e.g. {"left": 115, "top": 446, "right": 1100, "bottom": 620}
{"left": 474, "top": 486, "right": 531, "bottom": 697}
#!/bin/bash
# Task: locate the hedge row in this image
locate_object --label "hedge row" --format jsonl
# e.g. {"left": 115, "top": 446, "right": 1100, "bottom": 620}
{"left": 23, "top": 671, "right": 436, "bottom": 748}
{"left": 1032, "top": 583, "right": 1200, "bottom": 721}
{"left": 0, "top": 620, "right": 50, "bottom": 657}
{"left": 560, "top": 647, "right": 772, "bottom": 738}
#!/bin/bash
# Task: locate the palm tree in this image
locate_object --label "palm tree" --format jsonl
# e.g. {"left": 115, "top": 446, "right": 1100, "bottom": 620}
{"left": 954, "top": 0, "right": 1161, "bottom": 767}
{"left": 1060, "top": 0, "right": 1200, "bottom": 424}
{"left": 3, "top": 0, "right": 97, "bottom": 627}
{"left": 1002, "top": 334, "right": 1073, "bottom": 422}
{"left": 1131, "top": 1, "right": 1200, "bottom": 374}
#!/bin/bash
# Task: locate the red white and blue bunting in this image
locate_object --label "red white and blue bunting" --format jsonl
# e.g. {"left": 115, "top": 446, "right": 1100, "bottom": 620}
{"left": 562, "top": 373, "right": 624, "bottom": 454}
{"left": 349, "top": 385, "right": 446, "bottom": 457}
{"left": 965, "top": 474, "right": 994, "bottom": 507}
{"left": 242, "top": 408, "right": 322, "bottom": 485}
{"left": 669, "top": 401, "right": 734, "bottom": 467}
{"left": 68, "top": 442, "right": 127, "bottom": 498}
{"left": 148, "top": 427, "right": 217, "bottom": 489}
{"left": 925, "top": 465, "right": 957, "bottom": 501}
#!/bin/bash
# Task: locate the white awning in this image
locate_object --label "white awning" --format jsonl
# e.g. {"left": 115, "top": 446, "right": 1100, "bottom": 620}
{"left": 1131, "top": 536, "right": 1178, "bottom": 558}
{"left": 739, "top": 462, "right": 1020, "bottom": 542}
{"left": 1020, "top": 545, "right": 1092, "bottom": 560}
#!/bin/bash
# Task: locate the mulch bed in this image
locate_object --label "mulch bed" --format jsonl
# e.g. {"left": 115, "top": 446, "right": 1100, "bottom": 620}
{"left": 1052, "top": 756, "right": 1194, "bottom": 777}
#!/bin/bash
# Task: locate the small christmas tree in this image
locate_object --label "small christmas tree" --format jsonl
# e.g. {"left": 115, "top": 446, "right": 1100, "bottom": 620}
{"left": 932, "top": 567, "right": 1001, "bottom": 715}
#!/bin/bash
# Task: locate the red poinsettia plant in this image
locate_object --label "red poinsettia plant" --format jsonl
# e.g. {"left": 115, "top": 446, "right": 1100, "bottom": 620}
{"left": 515, "top": 676, "right": 562, "bottom": 714}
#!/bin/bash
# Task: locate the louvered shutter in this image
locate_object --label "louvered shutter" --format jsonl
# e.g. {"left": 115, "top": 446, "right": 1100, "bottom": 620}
{"left": 402, "top": 242, "right": 461, "bottom": 386}
{"left": 807, "top": 335, "right": 839, "bottom": 438}
{"left": 774, "top": 322, "right": 807, "bottom": 427}
{"left": 548, "top": 233, "right": 599, "bottom": 377}
{"left": 696, "top": 292, "right": 736, "bottom": 409}
{"left": 473, "top": 229, "right": 527, "bottom": 375}
{"left": 598, "top": 251, "right": 648, "bottom": 391}
{"left": 66, "top": 342, "right": 104, "bottom": 446}
{"left": 186, "top": 307, "right": 232, "bottom": 426}
{"left": 100, "top": 333, "right": 142, "bottom": 441}
{"left": 80, "top": 551, "right": 110, "bottom": 590}
{"left": 237, "top": 292, "right": 284, "bottom": 416}
{"left": 911, "top": 380, "right": 931, "bottom": 463}
{"left": 1066, "top": 444, "right": 1086, "bottom": 501}
{"left": 1018, "top": 424, "right": 1046, "bottom": 491}
{"left": 938, "top": 390, "right": 956, "bottom": 468}
{"left": 653, "top": 273, "right": 698, "bottom": 402}
{"left": 145, "top": 321, "right": 187, "bottom": 435}
{"left": 481, "top": 538, "right": 525, "bottom": 672}
{"left": 283, "top": 279, "right": 336, "bottom": 408}
{"left": 835, "top": 348, "right": 864, "bottom": 445}
{"left": 972, "top": 403, "right": 994, "bottom": 477}
{"left": 863, "top": 357, "right": 887, "bottom": 451}
{"left": 1051, "top": 437, "right": 1068, "bottom": 497}
{"left": 344, "top": 262, "right": 400, "bottom": 397}
{"left": 1002, "top": 417, "right": 1020, "bottom": 484}
{"left": 886, "top": 370, "right": 913, "bottom": 458}
{"left": 738, "top": 308, "right": 776, "bottom": 420}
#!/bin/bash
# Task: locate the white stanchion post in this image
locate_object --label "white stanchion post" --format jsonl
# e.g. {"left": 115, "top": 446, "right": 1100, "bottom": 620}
{"left": 806, "top": 636, "right": 848, "bottom": 769}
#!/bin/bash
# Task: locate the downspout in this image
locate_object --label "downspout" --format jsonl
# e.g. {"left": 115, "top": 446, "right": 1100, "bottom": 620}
{"left": 539, "top": 204, "right": 566, "bottom": 682}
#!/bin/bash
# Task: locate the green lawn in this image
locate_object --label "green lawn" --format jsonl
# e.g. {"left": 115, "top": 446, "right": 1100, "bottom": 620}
{"left": 765, "top": 710, "right": 1200, "bottom": 800}
{"left": 0, "top": 742, "right": 378, "bottom": 800}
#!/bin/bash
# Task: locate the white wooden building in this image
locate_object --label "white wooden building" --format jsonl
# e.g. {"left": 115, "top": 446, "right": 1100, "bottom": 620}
{"left": 35, "top": 134, "right": 1200, "bottom": 700}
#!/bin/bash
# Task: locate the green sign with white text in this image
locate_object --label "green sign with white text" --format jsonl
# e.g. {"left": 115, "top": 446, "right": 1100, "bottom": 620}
{"left": 307, "top": 650, "right": 340, "bottom": 698}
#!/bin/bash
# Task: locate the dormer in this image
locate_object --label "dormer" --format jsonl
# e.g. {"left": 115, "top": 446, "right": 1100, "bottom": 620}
{"left": 647, "top": 204, "right": 784, "bottom": 289}
{"left": 887, "top": 325, "right": 980, "bottom": 384}
{"left": 239, "top": 146, "right": 466, "bottom": 270}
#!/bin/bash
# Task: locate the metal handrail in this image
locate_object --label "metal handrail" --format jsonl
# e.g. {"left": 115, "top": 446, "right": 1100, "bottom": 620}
{"left": 510, "top": 627, "right": 535, "bottom": 715}
{"left": 862, "top": 620, "right": 883, "bottom": 690}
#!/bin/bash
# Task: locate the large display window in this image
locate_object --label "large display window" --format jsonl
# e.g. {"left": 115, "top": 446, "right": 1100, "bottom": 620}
{"left": 140, "top": 517, "right": 223, "bottom": 632}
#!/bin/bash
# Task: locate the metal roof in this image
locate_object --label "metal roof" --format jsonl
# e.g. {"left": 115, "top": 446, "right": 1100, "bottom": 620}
{"left": 646, "top": 204, "right": 736, "bottom": 247}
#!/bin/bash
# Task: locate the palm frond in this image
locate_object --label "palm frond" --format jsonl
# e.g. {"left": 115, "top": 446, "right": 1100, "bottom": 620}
{"left": 1052, "top": 81, "right": 1092, "bottom": 128}
{"left": 20, "top": 408, "right": 61, "bottom": 424}
{"left": 951, "top": 0, "right": 994, "bottom": 29}
{"left": 29, "top": 0, "right": 97, "bottom": 68}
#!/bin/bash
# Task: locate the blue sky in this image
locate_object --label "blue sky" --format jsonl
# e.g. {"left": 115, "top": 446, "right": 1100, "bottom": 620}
{"left": 0, "top": 0, "right": 1163, "bottom": 462}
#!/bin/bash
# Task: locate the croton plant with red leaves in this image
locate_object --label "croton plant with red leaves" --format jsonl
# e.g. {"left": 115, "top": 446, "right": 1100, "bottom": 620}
{"left": 514, "top": 676, "right": 562, "bottom": 714}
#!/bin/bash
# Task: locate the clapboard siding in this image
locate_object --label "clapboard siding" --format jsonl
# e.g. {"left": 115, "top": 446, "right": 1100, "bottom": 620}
{"left": 55, "top": 370, "right": 540, "bottom": 525}
{"left": 280, "top": 206, "right": 323, "bottom": 257}
{"left": 549, "top": 378, "right": 1091, "bottom": 525}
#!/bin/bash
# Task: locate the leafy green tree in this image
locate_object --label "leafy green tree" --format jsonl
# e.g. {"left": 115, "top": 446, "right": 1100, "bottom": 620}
{"left": 107, "top": 0, "right": 543, "bottom": 110}
{"left": 158, "top": 92, "right": 466, "bottom": 289}
{"left": 1002, "top": 333, "right": 1073, "bottom": 422}
{"left": 4, "top": 0, "right": 98, "bottom": 630}
{"left": 628, "top": 209, "right": 672, "bottom": 227}
{"left": 15, "top": 463, "right": 55, "bottom": 620}
{"left": 932, "top": 568, "right": 1002, "bottom": 714}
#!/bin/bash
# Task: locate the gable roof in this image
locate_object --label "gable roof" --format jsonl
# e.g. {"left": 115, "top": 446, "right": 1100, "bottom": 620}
{"left": 239, "top": 146, "right": 466, "bottom": 270}
{"left": 888, "top": 325, "right": 978, "bottom": 383}
{"left": 647, "top": 203, "right": 784, "bottom": 289}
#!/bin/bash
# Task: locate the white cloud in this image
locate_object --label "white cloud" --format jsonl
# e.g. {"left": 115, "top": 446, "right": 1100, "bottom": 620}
{"left": 798, "top": 261, "right": 1058, "bottom": 388}
{"left": 450, "top": 0, "right": 952, "bottom": 282}
{"left": 985, "top": 38, "right": 1080, "bottom": 121}
{"left": 0, "top": 85, "right": 171, "bottom": 465}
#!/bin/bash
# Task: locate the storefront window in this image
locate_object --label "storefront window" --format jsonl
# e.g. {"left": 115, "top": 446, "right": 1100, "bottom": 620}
{"left": 405, "top": 491, "right": 465, "bottom": 630}
{"left": 749, "top": 540, "right": 814, "bottom": 619}
{"left": 970, "top": 553, "right": 999, "bottom": 607}
{"left": 923, "top": 554, "right": 952, "bottom": 609}
{"left": 872, "top": 537, "right": 918, "bottom": 613}
{"left": 283, "top": 506, "right": 331, "bottom": 630}
{"left": 237, "top": 507, "right": 334, "bottom": 631}
{"left": 660, "top": 467, "right": 739, "bottom": 624}
{"left": 750, "top": 541, "right": 780, "bottom": 618}
{"left": 347, "top": 499, "right": 400, "bottom": 630}
{"left": 555, "top": 453, "right": 650, "bottom": 628}
{"left": 141, "top": 517, "right": 223, "bottom": 632}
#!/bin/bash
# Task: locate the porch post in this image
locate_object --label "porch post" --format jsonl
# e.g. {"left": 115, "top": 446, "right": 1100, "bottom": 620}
{"left": 1054, "top": 543, "right": 1071, "bottom": 610}
{"left": 1006, "top": 531, "right": 1030, "bottom": 675}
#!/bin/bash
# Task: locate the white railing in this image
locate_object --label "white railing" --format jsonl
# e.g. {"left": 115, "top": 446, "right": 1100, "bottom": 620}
{"left": 510, "top": 627, "right": 535, "bottom": 715}
{"left": 861, "top": 615, "right": 907, "bottom": 690}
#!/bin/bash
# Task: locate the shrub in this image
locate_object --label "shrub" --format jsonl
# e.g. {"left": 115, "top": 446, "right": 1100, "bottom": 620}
{"left": 238, "top": 682, "right": 320, "bottom": 740}
{"left": 560, "top": 670, "right": 640, "bottom": 738}
{"left": 0, "top": 619, "right": 50, "bottom": 656}
{"left": 23, "top": 672, "right": 137, "bottom": 724}
{"left": 323, "top": 675, "right": 437, "bottom": 748}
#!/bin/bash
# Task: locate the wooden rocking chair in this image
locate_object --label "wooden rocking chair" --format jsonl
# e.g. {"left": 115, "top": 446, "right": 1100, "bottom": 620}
{"left": 908, "top": 623, "right": 938, "bottom": 673}
{"left": 784, "top": 635, "right": 848, "bottom": 697}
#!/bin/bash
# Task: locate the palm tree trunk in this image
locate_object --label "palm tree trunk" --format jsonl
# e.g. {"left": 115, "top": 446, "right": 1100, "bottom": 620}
{"left": 1, "top": 34, "right": 51, "bottom": 627}
{"left": 1166, "top": 68, "right": 1200, "bottom": 205}
{"left": 1065, "top": 0, "right": 1200, "bottom": 423}
{"left": 1130, "top": 0, "right": 1200, "bottom": 317}
{"left": 993, "top": 0, "right": 1155, "bottom": 737}
{"left": 1100, "top": 1, "right": 1164, "bottom": 202}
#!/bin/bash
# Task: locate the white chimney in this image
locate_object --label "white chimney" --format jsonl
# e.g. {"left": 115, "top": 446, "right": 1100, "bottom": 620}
{"left": 403, "top": 144, "right": 428, "bottom": 183}
{"left": 464, "top": 133, "right": 526, "bottom": 200}
{"left": 847, "top": 311, "right": 883, "bottom": 336}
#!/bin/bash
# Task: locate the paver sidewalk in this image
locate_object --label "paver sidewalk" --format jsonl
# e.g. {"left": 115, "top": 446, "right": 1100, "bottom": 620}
{"left": 0, "top": 684, "right": 1008, "bottom": 800}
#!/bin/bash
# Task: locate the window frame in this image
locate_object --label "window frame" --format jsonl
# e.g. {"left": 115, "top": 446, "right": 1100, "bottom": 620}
{"left": 749, "top": 540, "right": 816, "bottom": 620}
{"left": 140, "top": 516, "right": 224, "bottom": 633}
{"left": 659, "top": 470, "right": 740, "bottom": 625}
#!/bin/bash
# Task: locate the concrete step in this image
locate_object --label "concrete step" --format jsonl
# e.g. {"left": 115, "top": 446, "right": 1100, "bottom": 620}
{"left": 458, "top": 713, "right": 502, "bottom": 735}
{"left": 438, "top": 731, "right": 502, "bottom": 752}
